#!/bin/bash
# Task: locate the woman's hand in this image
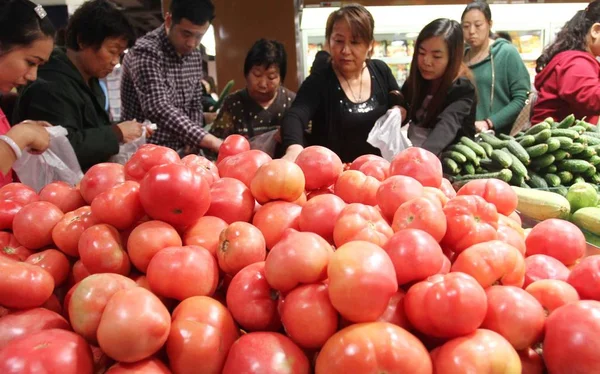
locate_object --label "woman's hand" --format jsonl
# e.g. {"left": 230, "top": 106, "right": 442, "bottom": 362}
{"left": 282, "top": 144, "right": 304, "bottom": 162}
{"left": 6, "top": 121, "right": 51, "bottom": 154}
{"left": 475, "top": 120, "right": 490, "bottom": 133}
{"left": 117, "top": 120, "right": 144, "bottom": 143}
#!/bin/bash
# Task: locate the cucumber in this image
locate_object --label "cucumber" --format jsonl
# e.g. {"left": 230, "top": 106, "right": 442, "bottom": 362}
{"left": 554, "top": 136, "right": 574, "bottom": 148}
{"left": 479, "top": 141, "right": 494, "bottom": 157}
{"left": 460, "top": 137, "right": 487, "bottom": 158}
{"left": 526, "top": 143, "right": 549, "bottom": 158}
{"left": 521, "top": 181, "right": 532, "bottom": 188}
{"left": 543, "top": 117, "right": 556, "bottom": 125}
{"left": 525, "top": 122, "right": 552, "bottom": 135}
{"left": 443, "top": 158, "right": 460, "bottom": 175}
{"left": 551, "top": 128, "right": 580, "bottom": 139}
{"left": 528, "top": 172, "right": 549, "bottom": 189}
{"left": 453, "top": 169, "right": 513, "bottom": 183}
{"left": 545, "top": 138, "right": 561, "bottom": 153}
{"left": 546, "top": 164, "right": 558, "bottom": 174}
{"left": 576, "top": 120, "right": 595, "bottom": 131}
{"left": 558, "top": 171, "right": 574, "bottom": 184}
{"left": 584, "top": 131, "right": 600, "bottom": 139}
{"left": 479, "top": 158, "right": 504, "bottom": 171}
{"left": 498, "top": 133, "right": 514, "bottom": 141}
{"left": 544, "top": 173, "right": 562, "bottom": 187}
{"left": 518, "top": 135, "right": 536, "bottom": 147}
{"left": 556, "top": 114, "right": 575, "bottom": 129}
{"left": 510, "top": 173, "right": 525, "bottom": 186}
{"left": 491, "top": 149, "right": 513, "bottom": 168}
{"left": 507, "top": 140, "right": 531, "bottom": 165}
{"left": 553, "top": 149, "right": 570, "bottom": 161}
{"left": 442, "top": 151, "right": 468, "bottom": 164}
{"left": 478, "top": 132, "right": 509, "bottom": 149}
{"left": 533, "top": 129, "right": 552, "bottom": 144}
{"left": 591, "top": 173, "right": 600, "bottom": 184}
{"left": 503, "top": 150, "right": 528, "bottom": 179}
{"left": 589, "top": 155, "right": 600, "bottom": 166}
{"left": 584, "top": 165, "right": 597, "bottom": 177}
{"left": 475, "top": 166, "right": 486, "bottom": 174}
{"left": 563, "top": 142, "right": 586, "bottom": 155}
{"left": 575, "top": 147, "right": 597, "bottom": 159}
{"left": 531, "top": 154, "right": 556, "bottom": 170}
{"left": 463, "top": 163, "right": 476, "bottom": 175}
{"left": 511, "top": 186, "right": 571, "bottom": 220}
{"left": 572, "top": 207, "right": 600, "bottom": 236}
{"left": 574, "top": 176, "right": 586, "bottom": 184}
{"left": 579, "top": 134, "right": 600, "bottom": 145}
{"left": 450, "top": 144, "right": 480, "bottom": 166}
{"left": 570, "top": 125, "right": 587, "bottom": 134}
{"left": 558, "top": 159, "right": 594, "bottom": 174}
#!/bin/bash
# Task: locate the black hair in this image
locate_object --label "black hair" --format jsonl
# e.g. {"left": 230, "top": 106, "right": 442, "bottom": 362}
{"left": 0, "top": 0, "right": 55, "bottom": 54}
{"left": 243, "top": 39, "right": 288, "bottom": 82}
{"left": 170, "top": 0, "right": 215, "bottom": 26}
{"left": 66, "top": 0, "right": 136, "bottom": 51}
{"left": 461, "top": 1, "right": 492, "bottom": 23}
{"left": 495, "top": 31, "right": 512, "bottom": 43}
{"left": 536, "top": 1, "right": 600, "bottom": 73}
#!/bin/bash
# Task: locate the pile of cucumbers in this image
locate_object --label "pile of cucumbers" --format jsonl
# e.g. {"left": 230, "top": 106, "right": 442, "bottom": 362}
{"left": 443, "top": 114, "right": 600, "bottom": 194}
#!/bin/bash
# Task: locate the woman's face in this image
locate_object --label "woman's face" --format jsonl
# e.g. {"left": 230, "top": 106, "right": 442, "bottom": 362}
{"left": 246, "top": 64, "right": 281, "bottom": 104}
{"left": 79, "top": 37, "right": 128, "bottom": 79}
{"left": 329, "top": 20, "right": 371, "bottom": 75}
{"left": 462, "top": 9, "right": 491, "bottom": 48}
{"left": 418, "top": 36, "right": 449, "bottom": 82}
{"left": 0, "top": 37, "right": 53, "bottom": 93}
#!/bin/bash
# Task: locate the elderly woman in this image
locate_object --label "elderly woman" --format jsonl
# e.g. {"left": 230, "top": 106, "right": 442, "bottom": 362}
{"left": 210, "top": 39, "right": 295, "bottom": 157}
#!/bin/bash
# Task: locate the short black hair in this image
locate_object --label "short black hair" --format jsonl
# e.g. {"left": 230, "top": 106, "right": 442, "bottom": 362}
{"left": 0, "top": 0, "right": 55, "bottom": 54}
{"left": 170, "top": 0, "right": 215, "bottom": 26}
{"left": 243, "top": 39, "right": 288, "bottom": 82}
{"left": 66, "top": 0, "right": 136, "bottom": 51}
{"left": 462, "top": 1, "right": 492, "bottom": 23}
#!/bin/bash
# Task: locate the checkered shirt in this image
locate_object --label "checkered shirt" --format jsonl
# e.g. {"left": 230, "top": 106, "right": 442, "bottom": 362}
{"left": 120, "top": 25, "right": 206, "bottom": 150}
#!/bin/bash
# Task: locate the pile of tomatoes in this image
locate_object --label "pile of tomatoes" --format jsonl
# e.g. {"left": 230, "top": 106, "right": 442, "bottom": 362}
{"left": 1, "top": 134, "right": 600, "bottom": 373}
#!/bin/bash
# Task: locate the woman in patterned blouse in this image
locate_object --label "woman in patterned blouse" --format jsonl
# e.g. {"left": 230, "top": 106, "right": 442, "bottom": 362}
{"left": 210, "top": 39, "right": 295, "bottom": 158}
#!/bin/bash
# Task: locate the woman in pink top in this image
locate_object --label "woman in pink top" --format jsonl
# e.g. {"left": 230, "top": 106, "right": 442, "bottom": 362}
{"left": 0, "top": 0, "right": 55, "bottom": 186}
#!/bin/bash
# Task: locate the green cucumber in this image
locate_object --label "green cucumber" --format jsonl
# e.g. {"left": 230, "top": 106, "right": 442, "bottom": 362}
{"left": 450, "top": 144, "right": 480, "bottom": 166}
{"left": 479, "top": 158, "right": 503, "bottom": 171}
{"left": 518, "top": 135, "right": 536, "bottom": 147}
{"left": 591, "top": 173, "right": 600, "bottom": 184}
{"left": 555, "top": 186, "right": 569, "bottom": 197}
{"left": 453, "top": 168, "right": 513, "bottom": 183}
{"left": 571, "top": 207, "right": 600, "bottom": 236}
{"left": 576, "top": 120, "right": 595, "bottom": 131}
{"left": 584, "top": 165, "right": 597, "bottom": 177}
{"left": 525, "top": 122, "right": 552, "bottom": 135}
{"left": 510, "top": 173, "right": 525, "bottom": 186}
{"left": 554, "top": 136, "right": 574, "bottom": 148}
{"left": 563, "top": 142, "right": 586, "bottom": 155}
{"left": 442, "top": 151, "right": 468, "bottom": 164}
{"left": 546, "top": 164, "right": 558, "bottom": 174}
{"left": 574, "top": 176, "right": 586, "bottom": 184}
{"left": 533, "top": 129, "right": 552, "bottom": 144}
{"left": 546, "top": 138, "right": 561, "bottom": 153}
{"left": 479, "top": 141, "right": 494, "bottom": 157}
{"left": 442, "top": 158, "right": 460, "bottom": 175}
{"left": 507, "top": 140, "right": 531, "bottom": 165}
{"left": 544, "top": 173, "right": 562, "bottom": 187}
{"left": 551, "top": 128, "right": 580, "bottom": 139}
{"left": 479, "top": 132, "right": 509, "bottom": 149}
{"left": 577, "top": 134, "right": 600, "bottom": 146}
{"left": 490, "top": 149, "right": 513, "bottom": 168}
{"left": 558, "top": 171, "right": 574, "bottom": 184}
{"left": 530, "top": 154, "right": 556, "bottom": 170}
{"left": 526, "top": 143, "right": 549, "bottom": 158}
{"left": 528, "top": 172, "right": 549, "bottom": 189}
{"left": 553, "top": 149, "right": 570, "bottom": 161}
{"left": 575, "top": 147, "right": 597, "bottom": 159}
{"left": 589, "top": 155, "right": 600, "bottom": 166}
{"left": 571, "top": 125, "right": 587, "bottom": 134}
{"left": 556, "top": 114, "right": 575, "bottom": 129}
{"left": 460, "top": 137, "right": 487, "bottom": 158}
{"left": 498, "top": 133, "right": 514, "bottom": 141}
{"left": 502, "top": 149, "right": 528, "bottom": 179}
{"left": 584, "top": 131, "right": 600, "bottom": 139}
{"left": 558, "top": 159, "right": 594, "bottom": 174}
{"left": 463, "top": 163, "right": 476, "bottom": 175}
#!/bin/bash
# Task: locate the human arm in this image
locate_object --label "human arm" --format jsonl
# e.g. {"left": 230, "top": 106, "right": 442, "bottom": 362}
{"left": 0, "top": 121, "right": 50, "bottom": 175}
{"left": 557, "top": 55, "right": 600, "bottom": 114}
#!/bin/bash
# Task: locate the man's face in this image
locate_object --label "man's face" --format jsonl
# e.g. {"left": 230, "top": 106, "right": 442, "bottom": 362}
{"left": 165, "top": 15, "right": 210, "bottom": 56}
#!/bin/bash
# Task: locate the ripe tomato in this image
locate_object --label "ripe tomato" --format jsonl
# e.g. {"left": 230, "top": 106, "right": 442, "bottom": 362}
{"left": 333, "top": 203, "right": 393, "bottom": 247}
{"left": 422, "top": 186, "right": 449, "bottom": 208}
{"left": 181, "top": 154, "right": 220, "bottom": 186}
{"left": 252, "top": 201, "right": 302, "bottom": 249}
{"left": 334, "top": 170, "right": 380, "bottom": 206}
{"left": 509, "top": 211, "right": 522, "bottom": 225}
{"left": 328, "top": 241, "right": 397, "bottom": 322}
{"left": 440, "top": 178, "right": 456, "bottom": 199}
{"left": 0, "top": 256, "right": 54, "bottom": 309}
{"left": 525, "top": 219, "right": 585, "bottom": 266}
{"left": 0, "top": 308, "right": 70, "bottom": 349}
{"left": 250, "top": 159, "right": 305, "bottom": 204}
{"left": 127, "top": 220, "right": 182, "bottom": 273}
{"left": 222, "top": 332, "right": 310, "bottom": 374}
{"left": 358, "top": 158, "right": 390, "bottom": 181}
{"left": 217, "top": 221, "right": 266, "bottom": 275}
{"left": 183, "top": 216, "right": 228, "bottom": 257}
{"left": 79, "top": 224, "right": 130, "bottom": 275}
{"left": 452, "top": 240, "right": 525, "bottom": 288}
{"left": 295, "top": 146, "right": 343, "bottom": 190}
{"left": 217, "top": 134, "right": 251, "bottom": 163}
{"left": 519, "top": 348, "right": 545, "bottom": 374}
{"left": 457, "top": 179, "right": 518, "bottom": 216}
{"left": 0, "top": 231, "right": 32, "bottom": 261}
{"left": 97, "top": 287, "right": 171, "bottom": 363}
{"left": 524, "top": 254, "right": 570, "bottom": 288}
{"left": 218, "top": 149, "right": 272, "bottom": 188}
{"left": 376, "top": 175, "right": 424, "bottom": 221}
{"left": 377, "top": 291, "right": 411, "bottom": 329}
{"left": 265, "top": 229, "right": 333, "bottom": 293}
{"left": 25, "top": 249, "right": 70, "bottom": 286}
{"left": 124, "top": 144, "right": 180, "bottom": 182}
{"left": 52, "top": 206, "right": 98, "bottom": 258}
{"left": 525, "top": 279, "right": 580, "bottom": 315}
{"left": 72, "top": 260, "right": 91, "bottom": 283}
{"left": 567, "top": 255, "right": 600, "bottom": 300}
{"left": 298, "top": 194, "right": 345, "bottom": 244}
{"left": 392, "top": 197, "right": 446, "bottom": 243}
{"left": 442, "top": 195, "right": 499, "bottom": 253}
{"left": 39, "top": 181, "right": 86, "bottom": 213}
{"left": 226, "top": 262, "right": 281, "bottom": 331}
{"left": 349, "top": 154, "right": 382, "bottom": 170}
{"left": 205, "top": 177, "right": 255, "bottom": 224}
{"left": 91, "top": 181, "right": 145, "bottom": 230}
{"left": 0, "top": 182, "right": 39, "bottom": 205}
{"left": 497, "top": 225, "right": 526, "bottom": 255}
{"left": 12, "top": 201, "right": 64, "bottom": 249}
{"left": 106, "top": 358, "right": 171, "bottom": 374}
{"left": 315, "top": 322, "right": 432, "bottom": 374}
{"left": 390, "top": 147, "right": 442, "bottom": 187}
{"left": 0, "top": 199, "right": 23, "bottom": 230}
{"left": 147, "top": 245, "right": 219, "bottom": 300}
{"left": 140, "top": 163, "right": 211, "bottom": 228}
{"left": 80, "top": 163, "right": 126, "bottom": 204}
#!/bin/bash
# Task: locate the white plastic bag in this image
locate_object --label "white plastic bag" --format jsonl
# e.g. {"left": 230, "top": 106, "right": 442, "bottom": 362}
{"left": 249, "top": 129, "right": 278, "bottom": 157}
{"left": 13, "top": 126, "right": 83, "bottom": 192}
{"left": 367, "top": 107, "right": 410, "bottom": 161}
{"left": 109, "top": 122, "right": 157, "bottom": 165}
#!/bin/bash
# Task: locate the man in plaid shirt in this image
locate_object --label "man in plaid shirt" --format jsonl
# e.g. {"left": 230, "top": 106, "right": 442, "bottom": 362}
{"left": 120, "top": 0, "right": 222, "bottom": 154}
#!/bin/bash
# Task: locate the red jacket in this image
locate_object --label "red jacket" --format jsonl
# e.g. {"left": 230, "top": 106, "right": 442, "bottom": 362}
{"left": 0, "top": 108, "right": 13, "bottom": 187}
{"left": 532, "top": 50, "right": 600, "bottom": 125}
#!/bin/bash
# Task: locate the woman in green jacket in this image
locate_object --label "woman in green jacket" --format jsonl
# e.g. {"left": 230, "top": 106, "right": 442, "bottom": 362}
{"left": 461, "top": 1, "right": 531, "bottom": 135}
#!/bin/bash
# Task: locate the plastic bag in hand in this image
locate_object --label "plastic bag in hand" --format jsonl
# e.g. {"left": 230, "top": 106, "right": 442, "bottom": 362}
{"left": 13, "top": 126, "right": 83, "bottom": 192}
{"left": 367, "top": 107, "right": 410, "bottom": 161}
{"left": 109, "top": 122, "right": 157, "bottom": 165}
{"left": 249, "top": 129, "right": 278, "bottom": 157}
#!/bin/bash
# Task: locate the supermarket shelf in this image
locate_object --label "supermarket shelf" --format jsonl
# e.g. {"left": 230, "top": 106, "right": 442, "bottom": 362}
{"left": 379, "top": 56, "right": 412, "bottom": 65}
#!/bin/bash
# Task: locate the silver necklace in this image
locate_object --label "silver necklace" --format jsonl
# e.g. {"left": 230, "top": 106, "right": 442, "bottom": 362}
{"left": 342, "top": 66, "right": 365, "bottom": 102}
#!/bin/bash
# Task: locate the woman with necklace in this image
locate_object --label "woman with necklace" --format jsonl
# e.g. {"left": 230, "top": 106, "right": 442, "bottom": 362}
{"left": 280, "top": 4, "right": 401, "bottom": 163}
{"left": 461, "top": 1, "right": 530, "bottom": 135}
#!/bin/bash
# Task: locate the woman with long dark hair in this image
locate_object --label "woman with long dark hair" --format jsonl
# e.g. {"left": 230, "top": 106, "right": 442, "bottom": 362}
{"left": 401, "top": 18, "right": 477, "bottom": 155}
{"left": 532, "top": 1, "right": 600, "bottom": 125}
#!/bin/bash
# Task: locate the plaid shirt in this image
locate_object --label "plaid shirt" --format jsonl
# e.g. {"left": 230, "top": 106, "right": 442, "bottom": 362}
{"left": 120, "top": 25, "right": 206, "bottom": 150}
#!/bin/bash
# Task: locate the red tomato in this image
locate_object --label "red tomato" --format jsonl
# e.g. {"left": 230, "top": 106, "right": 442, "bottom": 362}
{"left": 205, "top": 177, "right": 255, "bottom": 224}
{"left": 218, "top": 149, "right": 272, "bottom": 188}
{"left": 183, "top": 216, "right": 228, "bottom": 257}
{"left": 442, "top": 195, "right": 499, "bottom": 253}
{"left": 181, "top": 154, "right": 220, "bottom": 186}
{"left": 359, "top": 158, "right": 390, "bottom": 181}
{"left": 405, "top": 272, "right": 487, "bottom": 338}
{"left": 306, "top": 185, "right": 334, "bottom": 200}
{"left": 39, "top": 181, "right": 86, "bottom": 213}
{"left": 422, "top": 186, "right": 449, "bottom": 208}
{"left": 265, "top": 229, "right": 333, "bottom": 293}
{"left": 349, "top": 154, "right": 383, "bottom": 170}
{"left": 140, "top": 163, "right": 211, "bottom": 228}
{"left": 452, "top": 240, "right": 525, "bottom": 288}
{"left": 222, "top": 332, "right": 310, "bottom": 374}
{"left": 524, "top": 254, "right": 570, "bottom": 288}
{"left": 0, "top": 199, "right": 23, "bottom": 230}
{"left": 295, "top": 145, "right": 343, "bottom": 190}
{"left": 127, "top": 220, "right": 182, "bottom": 273}
{"left": 0, "top": 308, "right": 70, "bottom": 349}
{"left": 0, "top": 329, "right": 94, "bottom": 373}
{"left": 391, "top": 197, "right": 446, "bottom": 242}
{"left": 440, "top": 178, "right": 456, "bottom": 199}
{"left": 147, "top": 245, "right": 219, "bottom": 300}
{"left": 42, "top": 293, "right": 63, "bottom": 315}
{"left": 52, "top": 206, "right": 98, "bottom": 258}
{"left": 91, "top": 181, "right": 145, "bottom": 230}
{"left": 334, "top": 170, "right": 379, "bottom": 206}
{"left": 79, "top": 224, "right": 130, "bottom": 275}
{"left": 333, "top": 203, "right": 393, "bottom": 247}
{"left": 97, "top": 287, "right": 171, "bottom": 363}
{"left": 80, "top": 163, "right": 126, "bottom": 204}
{"left": 497, "top": 225, "right": 526, "bottom": 255}
{"left": 253, "top": 201, "right": 302, "bottom": 249}
{"left": 509, "top": 211, "right": 522, "bottom": 226}
{"left": 0, "top": 182, "right": 39, "bottom": 205}
{"left": 316, "top": 322, "right": 432, "bottom": 374}
{"left": 291, "top": 191, "right": 307, "bottom": 206}
{"left": 526, "top": 219, "right": 586, "bottom": 266}
{"left": 125, "top": 144, "right": 180, "bottom": 182}
{"left": 328, "top": 241, "right": 397, "bottom": 322}
{"left": 457, "top": 179, "right": 518, "bottom": 216}
{"left": 526, "top": 279, "right": 580, "bottom": 315}
{"left": 12, "top": 201, "right": 64, "bottom": 249}
{"left": 106, "top": 358, "right": 172, "bottom": 374}
{"left": 217, "top": 221, "right": 266, "bottom": 275}
{"left": 376, "top": 175, "right": 424, "bottom": 221}
{"left": 298, "top": 194, "right": 345, "bottom": 244}
{"left": 168, "top": 296, "right": 239, "bottom": 374}
{"left": 390, "top": 147, "right": 442, "bottom": 187}
{"left": 431, "top": 329, "right": 521, "bottom": 372}
{"left": 567, "top": 255, "right": 600, "bottom": 300}
{"left": 377, "top": 291, "right": 411, "bottom": 329}
{"left": 0, "top": 256, "right": 54, "bottom": 309}
{"left": 72, "top": 260, "right": 91, "bottom": 283}
{"left": 383, "top": 229, "right": 445, "bottom": 286}
{"left": 481, "top": 286, "right": 545, "bottom": 350}
{"left": 519, "top": 348, "right": 545, "bottom": 374}
{"left": 250, "top": 159, "right": 305, "bottom": 204}
{"left": 226, "top": 262, "right": 281, "bottom": 331}
{"left": 0, "top": 232, "right": 32, "bottom": 261}
{"left": 217, "top": 134, "right": 251, "bottom": 163}
{"left": 544, "top": 300, "right": 600, "bottom": 373}
{"left": 25, "top": 249, "right": 70, "bottom": 286}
